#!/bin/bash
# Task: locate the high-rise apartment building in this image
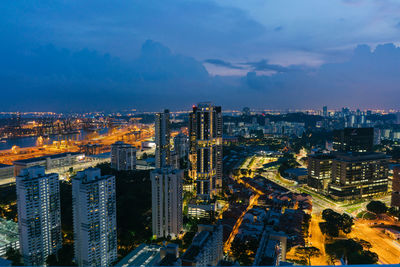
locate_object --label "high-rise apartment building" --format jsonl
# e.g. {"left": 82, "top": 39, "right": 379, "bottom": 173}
{"left": 72, "top": 168, "right": 117, "bottom": 266}
{"left": 16, "top": 166, "right": 62, "bottom": 266}
{"left": 111, "top": 141, "right": 136, "bottom": 171}
{"left": 155, "top": 110, "right": 171, "bottom": 169}
{"left": 307, "top": 153, "right": 335, "bottom": 194}
{"left": 151, "top": 167, "right": 183, "bottom": 239}
{"left": 174, "top": 133, "right": 189, "bottom": 160}
{"left": 333, "top": 127, "right": 374, "bottom": 152}
{"left": 391, "top": 166, "right": 400, "bottom": 209}
{"left": 329, "top": 152, "right": 389, "bottom": 200}
{"left": 189, "top": 102, "right": 223, "bottom": 199}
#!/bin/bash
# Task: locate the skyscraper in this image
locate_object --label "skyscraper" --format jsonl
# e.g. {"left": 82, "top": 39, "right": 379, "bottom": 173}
{"left": 151, "top": 167, "right": 183, "bottom": 239}
{"left": 72, "top": 168, "right": 117, "bottom": 266}
{"left": 16, "top": 166, "right": 62, "bottom": 266}
{"left": 111, "top": 141, "right": 136, "bottom": 171}
{"left": 155, "top": 110, "right": 171, "bottom": 169}
{"left": 189, "top": 102, "right": 222, "bottom": 199}
{"left": 323, "top": 106, "right": 328, "bottom": 117}
{"left": 173, "top": 133, "right": 189, "bottom": 160}
{"left": 333, "top": 127, "right": 374, "bottom": 152}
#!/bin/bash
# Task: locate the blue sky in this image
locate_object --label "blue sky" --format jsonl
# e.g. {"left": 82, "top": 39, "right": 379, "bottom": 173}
{"left": 1, "top": 0, "right": 400, "bottom": 111}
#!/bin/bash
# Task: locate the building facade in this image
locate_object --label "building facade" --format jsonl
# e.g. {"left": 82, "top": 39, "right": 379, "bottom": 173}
{"left": 181, "top": 224, "right": 223, "bottom": 266}
{"left": 329, "top": 153, "right": 389, "bottom": 200}
{"left": 391, "top": 165, "right": 400, "bottom": 209}
{"left": 173, "top": 133, "right": 189, "bottom": 160}
{"left": 13, "top": 152, "right": 84, "bottom": 176}
{"left": 151, "top": 167, "right": 183, "bottom": 239}
{"left": 332, "top": 127, "right": 374, "bottom": 152}
{"left": 307, "top": 154, "right": 335, "bottom": 194}
{"left": 189, "top": 103, "right": 223, "bottom": 199}
{"left": 72, "top": 168, "right": 117, "bottom": 266}
{"left": 16, "top": 166, "right": 62, "bottom": 266}
{"left": 111, "top": 141, "right": 136, "bottom": 171}
{"left": 155, "top": 110, "right": 171, "bottom": 169}
{"left": 0, "top": 164, "right": 14, "bottom": 185}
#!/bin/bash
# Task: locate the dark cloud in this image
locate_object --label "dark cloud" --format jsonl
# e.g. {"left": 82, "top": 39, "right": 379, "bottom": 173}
{"left": 1, "top": 40, "right": 400, "bottom": 111}
{"left": 243, "top": 43, "right": 400, "bottom": 109}
{"left": 204, "top": 59, "right": 244, "bottom": 69}
{"left": 242, "top": 60, "right": 292, "bottom": 73}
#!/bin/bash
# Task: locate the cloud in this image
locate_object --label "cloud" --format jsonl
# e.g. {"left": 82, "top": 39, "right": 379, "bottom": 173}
{"left": 243, "top": 60, "right": 291, "bottom": 73}
{"left": 242, "top": 43, "right": 400, "bottom": 109}
{"left": 0, "top": 40, "right": 211, "bottom": 111}
{"left": 204, "top": 59, "right": 245, "bottom": 69}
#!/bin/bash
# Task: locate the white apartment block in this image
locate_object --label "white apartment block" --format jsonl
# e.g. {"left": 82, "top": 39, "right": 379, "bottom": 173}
{"left": 151, "top": 167, "right": 183, "bottom": 239}
{"left": 111, "top": 141, "right": 136, "bottom": 171}
{"left": 16, "top": 166, "right": 62, "bottom": 266}
{"left": 72, "top": 168, "right": 117, "bottom": 266}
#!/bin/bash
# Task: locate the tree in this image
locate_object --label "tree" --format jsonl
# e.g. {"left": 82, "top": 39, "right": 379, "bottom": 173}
{"left": 295, "top": 246, "right": 321, "bottom": 265}
{"left": 5, "top": 247, "right": 23, "bottom": 266}
{"left": 326, "top": 239, "right": 378, "bottom": 265}
{"left": 320, "top": 209, "right": 354, "bottom": 237}
{"left": 340, "top": 213, "right": 354, "bottom": 234}
{"left": 366, "top": 201, "right": 388, "bottom": 215}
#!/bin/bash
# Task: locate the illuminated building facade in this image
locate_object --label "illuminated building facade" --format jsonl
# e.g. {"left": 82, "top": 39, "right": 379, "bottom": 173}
{"left": 329, "top": 152, "right": 389, "bottom": 200}
{"left": 151, "top": 167, "right": 183, "bottom": 239}
{"left": 391, "top": 165, "right": 400, "bottom": 209}
{"left": 155, "top": 109, "right": 171, "bottom": 169}
{"left": 72, "top": 168, "right": 117, "bottom": 266}
{"left": 307, "top": 153, "right": 335, "bottom": 194}
{"left": 189, "top": 102, "right": 222, "bottom": 199}
{"left": 16, "top": 166, "right": 62, "bottom": 266}
{"left": 110, "top": 141, "right": 136, "bottom": 171}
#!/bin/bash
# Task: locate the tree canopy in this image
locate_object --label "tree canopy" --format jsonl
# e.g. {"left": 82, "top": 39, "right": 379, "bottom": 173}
{"left": 320, "top": 209, "right": 354, "bottom": 237}
{"left": 366, "top": 201, "right": 388, "bottom": 215}
{"left": 326, "top": 239, "right": 378, "bottom": 265}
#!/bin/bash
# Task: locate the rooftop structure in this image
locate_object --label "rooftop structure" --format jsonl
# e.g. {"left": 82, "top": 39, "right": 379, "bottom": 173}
{"left": 181, "top": 224, "right": 223, "bottom": 266}
{"left": 0, "top": 219, "right": 19, "bottom": 256}
{"left": 13, "top": 152, "right": 84, "bottom": 176}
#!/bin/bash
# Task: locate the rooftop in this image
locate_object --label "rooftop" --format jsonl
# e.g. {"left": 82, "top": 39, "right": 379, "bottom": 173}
{"left": 0, "top": 164, "right": 12, "bottom": 168}
{"left": 13, "top": 152, "right": 82, "bottom": 164}
{"left": 0, "top": 218, "right": 18, "bottom": 247}
{"left": 115, "top": 244, "right": 161, "bottom": 267}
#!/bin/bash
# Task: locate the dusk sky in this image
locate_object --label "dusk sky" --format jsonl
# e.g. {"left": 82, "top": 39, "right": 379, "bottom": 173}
{"left": 2, "top": 0, "right": 400, "bottom": 111}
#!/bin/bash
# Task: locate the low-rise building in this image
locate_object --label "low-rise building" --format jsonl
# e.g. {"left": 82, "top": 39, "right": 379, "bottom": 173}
{"left": 116, "top": 243, "right": 179, "bottom": 267}
{"left": 181, "top": 224, "right": 223, "bottom": 266}
{"left": 13, "top": 152, "right": 84, "bottom": 176}
{"left": 284, "top": 168, "right": 308, "bottom": 183}
{"left": 0, "top": 164, "right": 14, "bottom": 185}
{"left": 0, "top": 219, "right": 19, "bottom": 256}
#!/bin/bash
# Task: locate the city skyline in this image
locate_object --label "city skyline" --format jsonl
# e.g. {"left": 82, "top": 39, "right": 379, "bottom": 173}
{"left": 2, "top": 1, "right": 400, "bottom": 266}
